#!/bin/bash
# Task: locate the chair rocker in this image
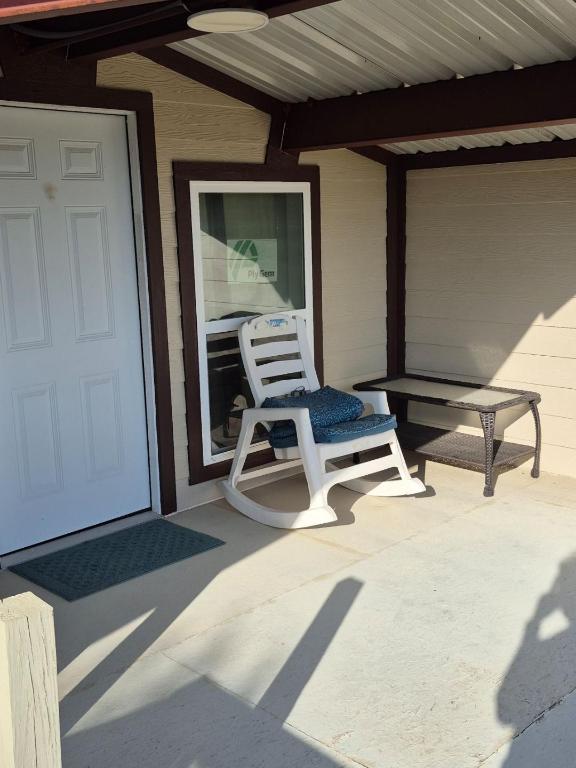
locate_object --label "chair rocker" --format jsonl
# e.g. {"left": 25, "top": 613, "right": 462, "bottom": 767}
{"left": 222, "top": 313, "right": 426, "bottom": 529}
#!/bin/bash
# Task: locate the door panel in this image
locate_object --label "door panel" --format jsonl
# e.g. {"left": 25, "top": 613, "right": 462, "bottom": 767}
{"left": 0, "top": 207, "right": 51, "bottom": 351}
{"left": 0, "top": 106, "right": 151, "bottom": 554}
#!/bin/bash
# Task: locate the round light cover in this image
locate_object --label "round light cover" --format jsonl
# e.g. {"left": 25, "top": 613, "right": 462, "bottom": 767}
{"left": 186, "top": 8, "right": 269, "bottom": 33}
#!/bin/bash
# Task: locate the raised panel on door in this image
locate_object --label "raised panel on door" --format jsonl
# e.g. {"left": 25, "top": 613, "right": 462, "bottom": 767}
{"left": 0, "top": 138, "right": 36, "bottom": 179}
{"left": 0, "top": 207, "right": 51, "bottom": 352}
{"left": 66, "top": 206, "right": 115, "bottom": 342}
{"left": 80, "top": 371, "right": 124, "bottom": 480}
{"left": 12, "top": 382, "right": 63, "bottom": 499}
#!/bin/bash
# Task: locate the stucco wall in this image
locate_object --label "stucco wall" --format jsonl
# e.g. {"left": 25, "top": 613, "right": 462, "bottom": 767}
{"left": 97, "top": 56, "right": 388, "bottom": 506}
{"left": 405, "top": 158, "right": 576, "bottom": 478}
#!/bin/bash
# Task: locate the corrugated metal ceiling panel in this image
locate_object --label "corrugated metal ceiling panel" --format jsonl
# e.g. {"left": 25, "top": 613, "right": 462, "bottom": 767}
{"left": 383, "top": 124, "right": 576, "bottom": 154}
{"left": 171, "top": 0, "right": 576, "bottom": 102}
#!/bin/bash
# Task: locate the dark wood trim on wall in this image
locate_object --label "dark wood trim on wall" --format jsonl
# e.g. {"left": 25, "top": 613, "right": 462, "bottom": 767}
{"left": 0, "top": 80, "right": 177, "bottom": 515}
{"left": 385, "top": 159, "right": 407, "bottom": 379}
{"left": 142, "top": 47, "right": 283, "bottom": 116}
{"left": 172, "top": 161, "right": 322, "bottom": 485}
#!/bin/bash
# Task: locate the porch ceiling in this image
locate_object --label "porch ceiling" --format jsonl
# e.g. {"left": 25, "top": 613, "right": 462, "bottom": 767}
{"left": 170, "top": 0, "right": 576, "bottom": 103}
{"left": 382, "top": 124, "right": 576, "bottom": 155}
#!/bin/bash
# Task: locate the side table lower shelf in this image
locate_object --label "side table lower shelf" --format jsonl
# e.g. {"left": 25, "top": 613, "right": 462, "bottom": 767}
{"left": 397, "top": 422, "right": 535, "bottom": 481}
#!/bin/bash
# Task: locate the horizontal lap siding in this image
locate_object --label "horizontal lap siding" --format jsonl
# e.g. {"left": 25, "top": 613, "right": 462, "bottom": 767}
{"left": 300, "top": 150, "right": 387, "bottom": 390}
{"left": 97, "top": 61, "right": 389, "bottom": 503}
{"left": 406, "top": 158, "right": 576, "bottom": 478}
{"left": 97, "top": 54, "right": 270, "bottom": 489}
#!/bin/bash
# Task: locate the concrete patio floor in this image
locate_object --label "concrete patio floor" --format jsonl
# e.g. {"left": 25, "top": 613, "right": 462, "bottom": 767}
{"left": 2, "top": 455, "right": 576, "bottom": 768}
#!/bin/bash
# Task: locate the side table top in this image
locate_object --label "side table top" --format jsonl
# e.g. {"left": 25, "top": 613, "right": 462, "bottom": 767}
{"left": 353, "top": 374, "right": 540, "bottom": 412}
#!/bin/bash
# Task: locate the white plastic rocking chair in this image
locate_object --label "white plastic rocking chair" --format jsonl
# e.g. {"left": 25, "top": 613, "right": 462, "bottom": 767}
{"left": 222, "top": 313, "right": 426, "bottom": 528}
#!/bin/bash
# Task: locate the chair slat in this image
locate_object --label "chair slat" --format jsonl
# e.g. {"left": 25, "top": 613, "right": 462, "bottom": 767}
{"left": 257, "top": 358, "right": 305, "bottom": 379}
{"left": 252, "top": 340, "right": 300, "bottom": 359}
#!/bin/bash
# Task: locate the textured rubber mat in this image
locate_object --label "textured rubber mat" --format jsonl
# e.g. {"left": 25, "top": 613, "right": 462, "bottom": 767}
{"left": 10, "top": 519, "right": 225, "bottom": 601}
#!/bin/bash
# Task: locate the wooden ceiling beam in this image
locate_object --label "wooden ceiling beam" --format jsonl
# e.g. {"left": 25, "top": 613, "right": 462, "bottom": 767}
{"left": 400, "top": 136, "right": 576, "bottom": 170}
{"left": 283, "top": 59, "right": 576, "bottom": 151}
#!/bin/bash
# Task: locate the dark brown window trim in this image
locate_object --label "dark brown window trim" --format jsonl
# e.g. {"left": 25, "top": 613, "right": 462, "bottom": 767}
{"left": 0, "top": 81, "right": 177, "bottom": 514}
{"left": 173, "top": 161, "right": 322, "bottom": 485}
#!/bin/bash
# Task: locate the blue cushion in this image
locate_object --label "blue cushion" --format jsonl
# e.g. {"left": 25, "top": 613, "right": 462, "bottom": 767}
{"left": 262, "top": 386, "right": 364, "bottom": 428}
{"left": 268, "top": 413, "right": 397, "bottom": 449}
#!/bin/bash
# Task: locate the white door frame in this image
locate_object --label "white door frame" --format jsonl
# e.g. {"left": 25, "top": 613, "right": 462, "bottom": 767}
{"left": 0, "top": 100, "right": 161, "bottom": 516}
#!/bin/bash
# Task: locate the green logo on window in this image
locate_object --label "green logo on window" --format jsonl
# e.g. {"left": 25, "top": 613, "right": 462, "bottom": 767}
{"left": 227, "top": 238, "right": 278, "bottom": 283}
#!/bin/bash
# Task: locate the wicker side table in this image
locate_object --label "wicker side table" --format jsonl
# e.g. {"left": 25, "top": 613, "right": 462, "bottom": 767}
{"left": 353, "top": 375, "right": 542, "bottom": 497}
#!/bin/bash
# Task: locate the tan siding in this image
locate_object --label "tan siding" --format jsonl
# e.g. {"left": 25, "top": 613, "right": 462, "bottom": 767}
{"left": 406, "top": 158, "right": 576, "bottom": 478}
{"left": 98, "top": 59, "right": 389, "bottom": 498}
{"left": 300, "top": 149, "right": 387, "bottom": 389}
{"left": 97, "top": 54, "right": 270, "bottom": 486}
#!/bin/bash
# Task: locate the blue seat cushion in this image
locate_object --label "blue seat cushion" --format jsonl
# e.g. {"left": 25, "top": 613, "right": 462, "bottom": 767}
{"left": 262, "top": 386, "right": 364, "bottom": 429}
{"left": 268, "top": 413, "right": 398, "bottom": 449}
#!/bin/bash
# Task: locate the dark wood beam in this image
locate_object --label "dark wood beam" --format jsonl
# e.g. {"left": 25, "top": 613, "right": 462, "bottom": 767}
{"left": 350, "top": 146, "right": 396, "bottom": 166}
{"left": 66, "top": 0, "right": 335, "bottom": 60}
{"left": 400, "top": 136, "right": 576, "bottom": 170}
{"left": 0, "top": 0, "right": 163, "bottom": 24}
{"left": 386, "top": 158, "right": 406, "bottom": 380}
{"left": 284, "top": 59, "right": 576, "bottom": 152}
{"left": 265, "top": 106, "right": 299, "bottom": 164}
{"left": 142, "top": 46, "right": 283, "bottom": 114}
{"left": 26, "top": 2, "right": 184, "bottom": 54}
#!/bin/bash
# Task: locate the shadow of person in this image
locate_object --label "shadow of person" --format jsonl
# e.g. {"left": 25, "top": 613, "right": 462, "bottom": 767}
{"left": 497, "top": 554, "right": 576, "bottom": 767}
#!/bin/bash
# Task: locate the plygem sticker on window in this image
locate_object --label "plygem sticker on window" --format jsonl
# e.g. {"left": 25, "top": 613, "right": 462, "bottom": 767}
{"left": 226, "top": 238, "right": 278, "bottom": 283}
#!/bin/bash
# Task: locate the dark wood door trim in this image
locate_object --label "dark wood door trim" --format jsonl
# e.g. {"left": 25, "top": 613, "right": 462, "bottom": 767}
{"left": 0, "top": 83, "right": 177, "bottom": 514}
{"left": 173, "top": 161, "right": 322, "bottom": 485}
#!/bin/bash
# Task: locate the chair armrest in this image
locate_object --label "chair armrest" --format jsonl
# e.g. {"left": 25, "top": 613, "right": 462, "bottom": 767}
{"left": 241, "top": 407, "right": 315, "bottom": 439}
{"left": 355, "top": 390, "right": 391, "bottom": 416}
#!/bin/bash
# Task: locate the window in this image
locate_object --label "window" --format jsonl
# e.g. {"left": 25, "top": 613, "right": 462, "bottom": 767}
{"left": 174, "top": 165, "right": 321, "bottom": 484}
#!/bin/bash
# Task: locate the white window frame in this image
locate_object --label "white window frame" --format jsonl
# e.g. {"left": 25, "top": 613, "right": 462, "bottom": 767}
{"left": 189, "top": 180, "right": 315, "bottom": 466}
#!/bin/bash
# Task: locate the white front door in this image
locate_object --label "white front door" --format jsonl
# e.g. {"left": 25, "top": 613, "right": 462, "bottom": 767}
{"left": 0, "top": 105, "right": 151, "bottom": 554}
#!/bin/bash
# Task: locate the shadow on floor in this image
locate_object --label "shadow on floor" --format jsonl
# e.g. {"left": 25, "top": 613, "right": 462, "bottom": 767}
{"left": 497, "top": 553, "right": 576, "bottom": 767}
{"left": 0, "top": 481, "right": 375, "bottom": 743}
{"left": 62, "top": 578, "right": 363, "bottom": 768}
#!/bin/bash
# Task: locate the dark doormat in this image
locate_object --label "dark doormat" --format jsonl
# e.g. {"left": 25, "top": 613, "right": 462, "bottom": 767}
{"left": 9, "top": 519, "right": 225, "bottom": 601}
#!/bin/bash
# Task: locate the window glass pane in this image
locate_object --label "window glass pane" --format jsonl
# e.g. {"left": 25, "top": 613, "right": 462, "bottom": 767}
{"left": 206, "top": 331, "right": 266, "bottom": 456}
{"left": 199, "top": 192, "right": 305, "bottom": 322}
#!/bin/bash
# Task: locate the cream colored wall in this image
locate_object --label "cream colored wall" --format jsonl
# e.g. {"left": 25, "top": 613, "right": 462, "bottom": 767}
{"left": 406, "top": 158, "right": 576, "bottom": 478}
{"left": 300, "top": 150, "right": 387, "bottom": 390}
{"left": 97, "top": 58, "right": 389, "bottom": 505}
{"left": 97, "top": 54, "right": 270, "bottom": 498}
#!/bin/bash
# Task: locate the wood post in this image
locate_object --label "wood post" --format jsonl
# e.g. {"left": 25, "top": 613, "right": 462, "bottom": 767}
{"left": 0, "top": 592, "right": 61, "bottom": 768}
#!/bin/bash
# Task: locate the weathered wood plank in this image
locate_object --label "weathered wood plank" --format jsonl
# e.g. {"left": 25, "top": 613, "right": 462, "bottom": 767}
{"left": 0, "top": 593, "right": 61, "bottom": 768}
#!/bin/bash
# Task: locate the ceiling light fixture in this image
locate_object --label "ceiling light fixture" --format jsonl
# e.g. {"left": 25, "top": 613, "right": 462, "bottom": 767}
{"left": 186, "top": 8, "right": 269, "bottom": 33}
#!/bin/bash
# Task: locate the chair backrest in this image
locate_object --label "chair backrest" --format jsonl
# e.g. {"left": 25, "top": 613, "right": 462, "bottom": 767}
{"left": 239, "top": 313, "right": 320, "bottom": 406}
